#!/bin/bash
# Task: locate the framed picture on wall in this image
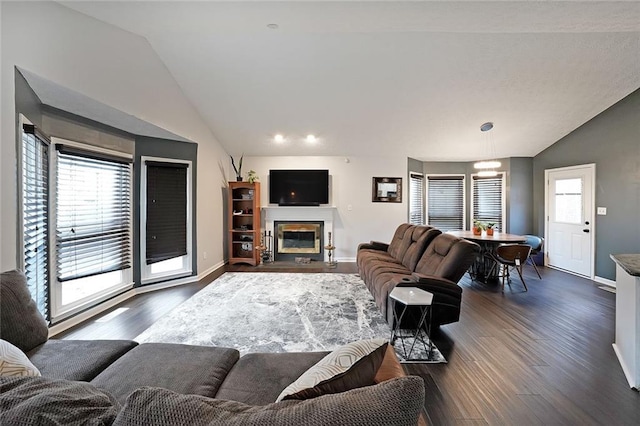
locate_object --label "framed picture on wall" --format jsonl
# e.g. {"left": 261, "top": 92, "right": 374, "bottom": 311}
{"left": 372, "top": 177, "right": 402, "bottom": 202}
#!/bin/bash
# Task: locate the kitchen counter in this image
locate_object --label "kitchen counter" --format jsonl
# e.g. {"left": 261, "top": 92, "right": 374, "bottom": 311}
{"left": 610, "top": 254, "right": 640, "bottom": 390}
{"left": 611, "top": 254, "right": 640, "bottom": 277}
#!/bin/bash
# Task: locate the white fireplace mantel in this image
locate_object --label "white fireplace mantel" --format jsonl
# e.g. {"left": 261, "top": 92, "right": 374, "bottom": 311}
{"left": 262, "top": 206, "right": 337, "bottom": 261}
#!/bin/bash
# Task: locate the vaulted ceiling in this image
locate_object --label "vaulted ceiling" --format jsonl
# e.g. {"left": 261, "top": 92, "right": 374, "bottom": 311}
{"left": 61, "top": 1, "right": 640, "bottom": 160}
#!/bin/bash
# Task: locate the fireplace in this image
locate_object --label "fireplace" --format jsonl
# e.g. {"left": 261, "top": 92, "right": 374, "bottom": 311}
{"left": 275, "top": 221, "right": 324, "bottom": 261}
{"left": 263, "top": 206, "right": 336, "bottom": 262}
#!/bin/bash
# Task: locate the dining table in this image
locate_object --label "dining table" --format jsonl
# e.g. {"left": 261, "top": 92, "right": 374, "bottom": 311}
{"left": 448, "top": 230, "right": 527, "bottom": 282}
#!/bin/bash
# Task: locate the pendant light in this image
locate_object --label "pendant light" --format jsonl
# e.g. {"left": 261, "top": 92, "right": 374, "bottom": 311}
{"left": 474, "top": 122, "right": 500, "bottom": 176}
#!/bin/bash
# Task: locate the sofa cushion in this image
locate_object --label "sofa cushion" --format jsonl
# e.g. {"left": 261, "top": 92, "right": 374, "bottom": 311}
{"left": 28, "top": 339, "right": 138, "bottom": 382}
{"left": 415, "top": 233, "right": 479, "bottom": 281}
{"left": 215, "top": 351, "right": 328, "bottom": 405}
{"left": 113, "top": 377, "right": 425, "bottom": 426}
{"left": 276, "top": 339, "right": 388, "bottom": 402}
{"left": 400, "top": 226, "right": 441, "bottom": 271}
{"left": 0, "top": 340, "right": 41, "bottom": 377}
{"left": 387, "top": 223, "right": 414, "bottom": 260}
{"left": 0, "top": 270, "right": 49, "bottom": 353}
{"left": 0, "top": 376, "right": 120, "bottom": 426}
{"left": 91, "top": 343, "right": 240, "bottom": 404}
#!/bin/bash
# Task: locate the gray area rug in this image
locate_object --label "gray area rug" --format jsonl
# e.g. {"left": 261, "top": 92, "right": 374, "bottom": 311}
{"left": 135, "top": 272, "right": 445, "bottom": 363}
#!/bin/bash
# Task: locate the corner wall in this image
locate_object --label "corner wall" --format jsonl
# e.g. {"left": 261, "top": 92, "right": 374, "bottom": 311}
{"left": 533, "top": 89, "right": 640, "bottom": 280}
{"left": 1, "top": 1, "right": 229, "bottom": 274}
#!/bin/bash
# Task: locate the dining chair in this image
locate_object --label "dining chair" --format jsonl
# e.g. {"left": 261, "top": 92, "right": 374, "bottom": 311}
{"left": 523, "top": 235, "right": 544, "bottom": 279}
{"left": 491, "top": 244, "right": 532, "bottom": 292}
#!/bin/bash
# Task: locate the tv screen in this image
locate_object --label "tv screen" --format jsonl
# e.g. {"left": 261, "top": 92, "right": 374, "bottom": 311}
{"left": 269, "top": 169, "right": 329, "bottom": 206}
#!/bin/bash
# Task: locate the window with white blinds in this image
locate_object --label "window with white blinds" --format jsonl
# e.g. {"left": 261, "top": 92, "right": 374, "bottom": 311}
{"left": 22, "top": 124, "right": 50, "bottom": 321}
{"left": 409, "top": 173, "right": 424, "bottom": 225}
{"left": 55, "top": 144, "right": 132, "bottom": 282}
{"left": 472, "top": 174, "right": 504, "bottom": 232}
{"left": 426, "top": 176, "right": 464, "bottom": 231}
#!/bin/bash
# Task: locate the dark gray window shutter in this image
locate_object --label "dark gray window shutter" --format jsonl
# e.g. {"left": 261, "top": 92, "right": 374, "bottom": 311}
{"left": 473, "top": 174, "right": 504, "bottom": 232}
{"left": 22, "top": 124, "right": 50, "bottom": 320}
{"left": 427, "top": 176, "right": 464, "bottom": 231}
{"left": 145, "top": 161, "right": 188, "bottom": 265}
{"left": 55, "top": 144, "right": 132, "bottom": 282}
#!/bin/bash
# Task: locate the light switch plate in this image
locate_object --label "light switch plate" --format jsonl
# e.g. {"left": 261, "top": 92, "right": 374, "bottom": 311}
{"left": 597, "top": 207, "right": 607, "bottom": 215}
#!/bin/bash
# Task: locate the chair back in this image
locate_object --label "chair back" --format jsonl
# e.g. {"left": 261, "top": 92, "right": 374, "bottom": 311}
{"left": 523, "top": 235, "right": 543, "bottom": 253}
{"left": 496, "top": 244, "right": 531, "bottom": 265}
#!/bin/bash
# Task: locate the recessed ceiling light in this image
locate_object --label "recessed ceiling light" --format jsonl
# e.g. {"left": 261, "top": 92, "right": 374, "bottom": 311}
{"left": 306, "top": 134, "right": 317, "bottom": 143}
{"left": 274, "top": 134, "right": 284, "bottom": 143}
{"left": 267, "top": 23, "right": 279, "bottom": 30}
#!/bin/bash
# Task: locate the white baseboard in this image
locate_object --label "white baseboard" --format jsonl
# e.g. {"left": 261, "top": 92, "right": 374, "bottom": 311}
{"left": 198, "top": 261, "right": 225, "bottom": 281}
{"left": 612, "top": 343, "right": 637, "bottom": 389}
{"left": 594, "top": 276, "right": 616, "bottom": 288}
{"left": 336, "top": 257, "right": 356, "bottom": 262}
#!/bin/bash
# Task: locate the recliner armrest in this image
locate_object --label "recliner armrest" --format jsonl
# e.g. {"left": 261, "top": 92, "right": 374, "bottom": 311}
{"left": 396, "top": 273, "right": 462, "bottom": 298}
{"left": 357, "top": 240, "right": 389, "bottom": 252}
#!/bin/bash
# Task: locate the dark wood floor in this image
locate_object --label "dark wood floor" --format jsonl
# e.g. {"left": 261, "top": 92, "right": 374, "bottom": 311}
{"left": 58, "top": 263, "right": 639, "bottom": 425}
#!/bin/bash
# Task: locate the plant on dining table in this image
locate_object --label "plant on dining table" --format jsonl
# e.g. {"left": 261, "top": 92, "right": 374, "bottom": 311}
{"left": 473, "top": 220, "right": 485, "bottom": 235}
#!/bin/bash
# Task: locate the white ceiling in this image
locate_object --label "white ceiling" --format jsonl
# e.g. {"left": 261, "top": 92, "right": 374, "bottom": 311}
{"left": 60, "top": 1, "right": 640, "bottom": 161}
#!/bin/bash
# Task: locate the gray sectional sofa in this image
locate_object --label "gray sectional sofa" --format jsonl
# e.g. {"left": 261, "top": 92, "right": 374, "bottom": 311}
{"left": 0, "top": 270, "right": 426, "bottom": 425}
{"left": 358, "top": 223, "right": 480, "bottom": 329}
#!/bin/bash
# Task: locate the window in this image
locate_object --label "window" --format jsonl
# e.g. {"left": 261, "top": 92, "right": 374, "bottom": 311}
{"left": 141, "top": 157, "right": 192, "bottom": 284}
{"left": 409, "top": 173, "right": 424, "bottom": 225}
{"left": 554, "top": 178, "right": 583, "bottom": 224}
{"left": 21, "top": 123, "right": 50, "bottom": 321}
{"left": 52, "top": 140, "right": 133, "bottom": 319}
{"left": 472, "top": 174, "right": 505, "bottom": 232}
{"left": 426, "top": 175, "right": 465, "bottom": 231}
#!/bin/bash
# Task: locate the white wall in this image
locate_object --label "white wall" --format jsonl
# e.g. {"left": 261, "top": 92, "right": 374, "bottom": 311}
{"left": 0, "top": 1, "right": 229, "bottom": 274}
{"left": 240, "top": 156, "right": 408, "bottom": 261}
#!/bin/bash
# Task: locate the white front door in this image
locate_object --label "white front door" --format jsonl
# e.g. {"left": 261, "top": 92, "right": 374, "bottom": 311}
{"left": 545, "top": 164, "right": 595, "bottom": 277}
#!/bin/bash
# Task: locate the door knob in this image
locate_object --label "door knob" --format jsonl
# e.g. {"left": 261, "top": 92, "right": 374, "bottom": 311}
{"left": 583, "top": 229, "right": 590, "bottom": 233}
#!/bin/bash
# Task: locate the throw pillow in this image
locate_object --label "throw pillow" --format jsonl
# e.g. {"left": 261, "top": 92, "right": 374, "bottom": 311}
{"left": 0, "top": 339, "right": 41, "bottom": 377}
{"left": 0, "top": 269, "right": 49, "bottom": 352}
{"left": 113, "top": 376, "right": 424, "bottom": 426}
{"left": 276, "top": 338, "right": 388, "bottom": 402}
{"left": 0, "top": 376, "right": 120, "bottom": 426}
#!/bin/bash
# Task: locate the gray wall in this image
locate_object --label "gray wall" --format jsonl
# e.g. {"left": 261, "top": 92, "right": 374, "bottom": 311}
{"left": 508, "top": 157, "right": 534, "bottom": 235}
{"left": 533, "top": 89, "right": 640, "bottom": 280}
{"left": 134, "top": 137, "right": 198, "bottom": 286}
{"left": 422, "top": 158, "right": 534, "bottom": 233}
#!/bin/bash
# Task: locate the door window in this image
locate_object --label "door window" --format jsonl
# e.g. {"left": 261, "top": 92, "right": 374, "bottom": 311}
{"left": 554, "top": 178, "right": 582, "bottom": 224}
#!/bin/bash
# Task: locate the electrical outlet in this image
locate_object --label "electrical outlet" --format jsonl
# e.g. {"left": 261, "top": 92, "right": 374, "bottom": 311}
{"left": 347, "top": 204, "right": 353, "bottom": 211}
{"left": 203, "top": 251, "right": 208, "bottom": 259}
{"left": 597, "top": 207, "right": 607, "bottom": 215}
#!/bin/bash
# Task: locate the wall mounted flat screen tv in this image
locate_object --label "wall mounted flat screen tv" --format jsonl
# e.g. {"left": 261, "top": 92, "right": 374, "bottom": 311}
{"left": 269, "top": 169, "right": 329, "bottom": 206}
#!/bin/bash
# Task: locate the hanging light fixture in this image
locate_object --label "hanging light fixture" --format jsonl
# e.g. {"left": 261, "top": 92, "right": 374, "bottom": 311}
{"left": 473, "top": 122, "right": 500, "bottom": 176}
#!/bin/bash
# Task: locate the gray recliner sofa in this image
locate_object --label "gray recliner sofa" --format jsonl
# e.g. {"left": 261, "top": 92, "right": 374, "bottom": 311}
{"left": 0, "top": 269, "right": 426, "bottom": 425}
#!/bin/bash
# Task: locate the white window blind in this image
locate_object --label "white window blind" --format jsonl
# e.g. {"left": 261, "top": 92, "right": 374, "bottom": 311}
{"left": 409, "top": 173, "right": 424, "bottom": 225}
{"left": 55, "top": 144, "right": 132, "bottom": 282}
{"left": 472, "top": 174, "right": 504, "bottom": 232}
{"left": 22, "top": 124, "right": 50, "bottom": 320}
{"left": 427, "top": 176, "right": 464, "bottom": 231}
